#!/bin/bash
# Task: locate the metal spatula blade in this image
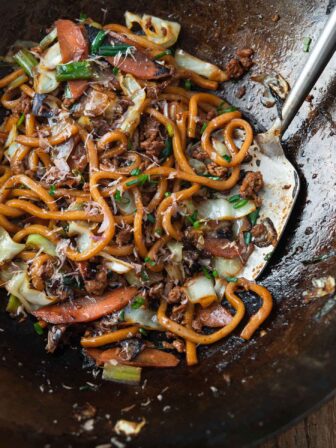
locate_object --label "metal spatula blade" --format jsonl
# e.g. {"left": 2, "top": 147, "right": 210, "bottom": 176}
{"left": 240, "top": 8, "right": 336, "bottom": 280}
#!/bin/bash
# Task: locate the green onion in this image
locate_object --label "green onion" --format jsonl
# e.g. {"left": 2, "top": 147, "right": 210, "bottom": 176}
{"left": 139, "top": 328, "right": 148, "bottom": 336}
{"left": 126, "top": 174, "right": 149, "bottom": 187}
{"left": 233, "top": 198, "right": 249, "bottom": 209}
{"left": 114, "top": 190, "right": 122, "bottom": 202}
{"left": 155, "top": 228, "right": 163, "bottom": 236}
{"left": 202, "top": 266, "right": 212, "bottom": 279}
{"left": 102, "top": 363, "right": 142, "bottom": 384}
{"left": 248, "top": 208, "right": 260, "bottom": 226}
{"left": 17, "top": 113, "right": 25, "bottom": 127}
{"left": 33, "top": 322, "right": 44, "bottom": 335}
{"left": 166, "top": 123, "right": 174, "bottom": 138}
{"left": 119, "top": 309, "right": 125, "bottom": 321}
{"left": 127, "top": 140, "right": 132, "bottom": 150}
{"left": 49, "top": 185, "right": 56, "bottom": 196}
{"left": 193, "top": 221, "right": 201, "bottom": 229}
{"left": 146, "top": 213, "right": 155, "bottom": 224}
{"left": 212, "top": 270, "right": 218, "bottom": 278}
{"left": 217, "top": 102, "right": 237, "bottom": 115}
{"left": 154, "top": 49, "right": 172, "bottom": 59}
{"left": 187, "top": 210, "right": 198, "bottom": 226}
{"left": 64, "top": 83, "right": 72, "bottom": 99}
{"left": 264, "top": 252, "right": 273, "bottom": 261}
{"left": 202, "top": 173, "right": 221, "bottom": 181}
{"left": 184, "top": 79, "right": 192, "bottom": 90}
{"left": 6, "top": 294, "right": 20, "bottom": 313}
{"left": 112, "top": 66, "right": 119, "bottom": 76}
{"left": 79, "top": 12, "right": 88, "bottom": 21}
{"left": 160, "top": 138, "right": 172, "bottom": 161}
{"left": 244, "top": 231, "right": 252, "bottom": 245}
{"left": 165, "top": 192, "right": 172, "bottom": 197}
{"left": 200, "top": 122, "right": 207, "bottom": 134}
{"left": 39, "top": 28, "right": 57, "bottom": 50}
{"left": 130, "top": 168, "right": 142, "bottom": 176}
{"left": 131, "top": 296, "right": 145, "bottom": 309}
{"left": 144, "top": 256, "right": 155, "bottom": 266}
{"left": 91, "top": 30, "right": 107, "bottom": 54}
{"left": 141, "top": 269, "right": 149, "bottom": 281}
{"left": 303, "top": 36, "right": 312, "bottom": 52}
{"left": 223, "top": 154, "right": 232, "bottom": 162}
{"left": 228, "top": 194, "right": 241, "bottom": 203}
{"left": 56, "top": 61, "right": 92, "bottom": 81}
{"left": 225, "top": 276, "right": 238, "bottom": 283}
{"left": 13, "top": 49, "right": 38, "bottom": 77}
{"left": 98, "top": 44, "right": 132, "bottom": 57}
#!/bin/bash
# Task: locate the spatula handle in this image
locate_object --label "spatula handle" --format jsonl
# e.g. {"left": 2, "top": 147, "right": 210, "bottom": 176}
{"left": 281, "top": 8, "right": 336, "bottom": 132}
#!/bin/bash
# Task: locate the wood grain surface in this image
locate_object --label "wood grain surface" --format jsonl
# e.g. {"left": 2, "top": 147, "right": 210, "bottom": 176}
{"left": 260, "top": 395, "right": 336, "bottom": 447}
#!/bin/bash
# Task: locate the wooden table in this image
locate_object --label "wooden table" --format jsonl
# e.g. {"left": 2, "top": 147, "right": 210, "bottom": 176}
{"left": 260, "top": 395, "right": 336, "bottom": 447}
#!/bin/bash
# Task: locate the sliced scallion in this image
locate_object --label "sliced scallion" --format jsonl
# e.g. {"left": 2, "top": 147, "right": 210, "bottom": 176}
{"left": 244, "top": 231, "right": 252, "bottom": 245}
{"left": 33, "top": 322, "right": 44, "bottom": 335}
{"left": 56, "top": 61, "right": 92, "bottom": 81}
{"left": 223, "top": 154, "right": 232, "bottom": 162}
{"left": 225, "top": 276, "right": 238, "bottom": 283}
{"left": 131, "top": 296, "right": 145, "bottom": 309}
{"left": 160, "top": 138, "right": 172, "bottom": 162}
{"left": 17, "top": 113, "right": 25, "bottom": 127}
{"left": 154, "top": 49, "right": 172, "bottom": 59}
{"left": 13, "top": 49, "right": 38, "bottom": 77}
{"left": 126, "top": 174, "right": 149, "bottom": 187}
{"left": 91, "top": 30, "right": 107, "bottom": 54}
{"left": 6, "top": 294, "right": 20, "bottom": 314}
{"left": 98, "top": 44, "right": 132, "bottom": 57}
{"left": 303, "top": 36, "right": 312, "bottom": 52}
{"left": 200, "top": 122, "right": 207, "bottom": 134}
{"left": 166, "top": 123, "right": 174, "bottom": 138}
{"left": 228, "top": 194, "right": 241, "bottom": 203}
{"left": 233, "top": 198, "right": 249, "bottom": 209}
{"left": 102, "top": 363, "right": 142, "bottom": 384}
{"left": 248, "top": 208, "right": 260, "bottom": 226}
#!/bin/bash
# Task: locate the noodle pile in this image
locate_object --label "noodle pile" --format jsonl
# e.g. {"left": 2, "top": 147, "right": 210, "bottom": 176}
{"left": 0, "top": 13, "right": 273, "bottom": 373}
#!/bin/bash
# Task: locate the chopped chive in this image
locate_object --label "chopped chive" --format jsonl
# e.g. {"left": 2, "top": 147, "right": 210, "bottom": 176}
{"left": 166, "top": 123, "right": 174, "bottom": 138}
{"left": 126, "top": 174, "right": 149, "bottom": 187}
{"left": 264, "top": 252, "right": 273, "bottom": 261}
{"left": 98, "top": 44, "right": 132, "bottom": 56}
{"left": 248, "top": 208, "right": 260, "bottom": 226}
{"left": 154, "top": 49, "right": 172, "bottom": 59}
{"left": 91, "top": 30, "right": 107, "bottom": 54}
{"left": 184, "top": 79, "right": 192, "bottom": 90}
{"left": 146, "top": 213, "right": 155, "bottom": 224}
{"left": 228, "top": 194, "right": 241, "bottom": 203}
{"left": 56, "top": 61, "right": 92, "bottom": 81}
{"left": 160, "top": 138, "right": 172, "bottom": 162}
{"left": 225, "top": 276, "right": 238, "bottom": 282}
{"left": 141, "top": 269, "right": 149, "bottom": 281}
{"left": 130, "top": 168, "right": 141, "bottom": 176}
{"left": 223, "top": 154, "right": 232, "bottom": 162}
{"left": 102, "top": 363, "right": 141, "bottom": 384}
{"left": 49, "top": 185, "right": 56, "bottom": 196}
{"left": 114, "top": 190, "right": 122, "bottom": 202}
{"left": 13, "top": 49, "right": 38, "bottom": 77}
{"left": 212, "top": 270, "right": 218, "bottom": 278}
{"left": 202, "top": 266, "right": 212, "bottom": 279}
{"left": 17, "top": 113, "right": 25, "bottom": 127}
{"left": 303, "top": 36, "right": 312, "bottom": 52}
{"left": 112, "top": 66, "right": 119, "bottom": 76}
{"left": 33, "top": 322, "right": 44, "bottom": 335}
{"left": 144, "top": 256, "right": 156, "bottom": 266}
{"left": 244, "top": 231, "right": 252, "bottom": 245}
{"left": 200, "top": 122, "right": 207, "bottom": 134}
{"left": 233, "top": 198, "right": 249, "bottom": 209}
{"left": 139, "top": 328, "right": 148, "bottom": 336}
{"left": 165, "top": 192, "right": 172, "bottom": 197}
{"left": 119, "top": 309, "right": 125, "bottom": 321}
{"left": 131, "top": 296, "right": 145, "bottom": 309}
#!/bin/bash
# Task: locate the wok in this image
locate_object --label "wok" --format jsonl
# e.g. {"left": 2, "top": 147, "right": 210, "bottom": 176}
{"left": 0, "top": 0, "right": 335, "bottom": 447}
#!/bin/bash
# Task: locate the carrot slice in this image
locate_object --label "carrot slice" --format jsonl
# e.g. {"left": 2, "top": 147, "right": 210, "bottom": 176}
{"left": 106, "top": 31, "right": 171, "bottom": 80}
{"left": 86, "top": 347, "right": 180, "bottom": 368}
{"left": 32, "top": 287, "right": 137, "bottom": 324}
{"left": 56, "top": 19, "right": 89, "bottom": 99}
{"left": 56, "top": 19, "right": 88, "bottom": 63}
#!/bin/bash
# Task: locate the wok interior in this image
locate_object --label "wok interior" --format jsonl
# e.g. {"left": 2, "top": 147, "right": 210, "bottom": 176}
{"left": 0, "top": 0, "right": 335, "bottom": 447}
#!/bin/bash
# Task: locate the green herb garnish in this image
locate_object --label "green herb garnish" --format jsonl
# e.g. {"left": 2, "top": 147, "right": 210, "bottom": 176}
{"left": 146, "top": 213, "right": 155, "bottom": 224}
{"left": 228, "top": 194, "right": 241, "bottom": 203}
{"left": 217, "top": 103, "right": 238, "bottom": 115}
{"left": 244, "top": 231, "right": 252, "bottom": 245}
{"left": 248, "top": 208, "right": 260, "bottom": 226}
{"left": 223, "top": 154, "right": 232, "bottom": 162}
{"left": 56, "top": 61, "right": 92, "bottom": 81}
{"left": 17, "top": 113, "right": 25, "bottom": 127}
{"left": 165, "top": 192, "right": 172, "bottom": 197}
{"left": 144, "top": 256, "right": 156, "bottom": 266}
{"left": 264, "top": 253, "right": 273, "bottom": 261}
{"left": 119, "top": 309, "right": 125, "bottom": 321}
{"left": 200, "top": 122, "right": 207, "bottom": 134}
{"left": 33, "top": 322, "right": 44, "bottom": 335}
{"left": 13, "top": 49, "right": 38, "bottom": 77}
{"left": 166, "top": 123, "right": 174, "bottom": 138}
{"left": 98, "top": 44, "right": 132, "bottom": 57}
{"left": 141, "top": 270, "right": 149, "bottom": 281}
{"left": 49, "top": 185, "right": 56, "bottom": 196}
{"left": 225, "top": 276, "right": 238, "bottom": 282}
{"left": 126, "top": 174, "right": 149, "bottom": 187}
{"left": 154, "top": 49, "right": 172, "bottom": 59}
{"left": 160, "top": 138, "right": 172, "bottom": 162}
{"left": 303, "top": 36, "right": 312, "bottom": 52}
{"left": 202, "top": 266, "right": 212, "bottom": 279}
{"left": 139, "top": 327, "right": 148, "bottom": 336}
{"left": 114, "top": 190, "right": 122, "bottom": 202}
{"left": 130, "top": 168, "right": 142, "bottom": 176}
{"left": 233, "top": 198, "right": 249, "bottom": 209}
{"left": 112, "top": 66, "right": 119, "bottom": 76}
{"left": 184, "top": 79, "right": 192, "bottom": 90}
{"left": 131, "top": 296, "right": 145, "bottom": 309}
{"left": 91, "top": 30, "right": 107, "bottom": 54}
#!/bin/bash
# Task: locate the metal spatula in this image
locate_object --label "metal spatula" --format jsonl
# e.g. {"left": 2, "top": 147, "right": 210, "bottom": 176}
{"left": 241, "top": 8, "right": 336, "bottom": 280}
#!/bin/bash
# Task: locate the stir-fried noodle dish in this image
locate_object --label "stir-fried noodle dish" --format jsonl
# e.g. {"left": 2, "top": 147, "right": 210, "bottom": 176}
{"left": 0, "top": 12, "right": 275, "bottom": 381}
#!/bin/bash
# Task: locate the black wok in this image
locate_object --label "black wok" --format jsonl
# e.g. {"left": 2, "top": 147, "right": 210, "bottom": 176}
{"left": 0, "top": 0, "right": 335, "bottom": 446}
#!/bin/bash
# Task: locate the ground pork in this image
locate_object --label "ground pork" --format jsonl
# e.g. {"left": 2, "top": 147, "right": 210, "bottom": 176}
{"left": 239, "top": 171, "right": 264, "bottom": 207}
{"left": 139, "top": 115, "right": 166, "bottom": 158}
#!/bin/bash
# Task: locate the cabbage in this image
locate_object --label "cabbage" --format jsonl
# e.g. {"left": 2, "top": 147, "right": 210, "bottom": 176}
{"left": 118, "top": 75, "right": 146, "bottom": 134}
{"left": 175, "top": 49, "right": 227, "bottom": 81}
{"left": 183, "top": 274, "right": 217, "bottom": 308}
{"left": 125, "top": 11, "right": 181, "bottom": 48}
{"left": 196, "top": 198, "right": 256, "bottom": 221}
{"left": 26, "top": 234, "right": 56, "bottom": 256}
{"left": 116, "top": 191, "right": 136, "bottom": 215}
{"left": 34, "top": 67, "right": 59, "bottom": 94}
{"left": 100, "top": 251, "right": 133, "bottom": 274}
{"left": 39, "top": 28, "right": 57, "bottom": 50}
{"left": 214, "top": 278, "right": 227, "bottom": 299}
{"left": 167, "top": 241, "right": 183, "bottom": 263}
{"left": 1, "top": 269, "right": 53, "bottom": 311}
{"left": 124, "top": 304, "right": 162, "bottom": 330}
{"left": 40, "top": 42, "right": 62, "bottom": 70}
{"left": 0, "top": 227, "right": 24, "bottom": 262}
{"left": 68, "top": 221, "right": 93, "bottom": 253}
{"left": 4, "top": 124, "right": 17, "bottom": 148}
{"left": 213, "top": 257, "right": 243, "bottom": 277}
{"left": 5, "top": 142, "right": 21, "bottom": 161}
